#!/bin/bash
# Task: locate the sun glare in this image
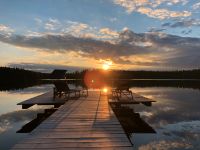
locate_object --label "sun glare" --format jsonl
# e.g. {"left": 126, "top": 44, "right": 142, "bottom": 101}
{"left": 103, "top": 87, "right": 108, "bottom": 93}
{"left": 102, "top": 63, "right": 109, "bottom": 70}
{"left": 102, "top": 61, "right": 112, "bottom": 70}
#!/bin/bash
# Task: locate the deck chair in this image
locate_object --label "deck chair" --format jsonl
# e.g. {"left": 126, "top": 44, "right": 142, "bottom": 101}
{"left": 53, "top": 81, "right": 81, "bottom": 99}
{"left": 112, "top": 86, "right": 133, "bottom": 101}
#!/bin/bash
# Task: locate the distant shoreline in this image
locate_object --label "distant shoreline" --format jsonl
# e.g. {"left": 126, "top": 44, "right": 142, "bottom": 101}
{"left": 42, "top": 78, "right": 200, "bottom": 81}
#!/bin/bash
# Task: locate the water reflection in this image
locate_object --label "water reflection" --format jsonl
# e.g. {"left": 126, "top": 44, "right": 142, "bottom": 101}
{"left": 132, "top": 87, "right": 200, "bottom": 150}
{"left": 0, "top": 107, "right": 52, "bottom": 150}
{"left": 0, "top": 84, "right": 53, "bottom": 150}
{"left": 133, "top": 87, "right": 200, "bottom": 128}
{"left": 0, "top": 108, "right": 50, "bottom": 133}
{"left": 111, "top": 104, "right": 156, "bottom": 143}
{"left": 0, "top": 84, "right": 52, "bottom": 115}
{"left": 1, "top": 81, "right": 200, "bottom": 149}
{"left": 17, "top": 108, "right": 57, "bottom": 133}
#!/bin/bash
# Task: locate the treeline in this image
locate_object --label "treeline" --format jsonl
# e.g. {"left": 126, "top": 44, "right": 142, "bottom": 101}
{"left": 110, "top": 70, "right": 200, "bottom": 79}
{"left": 66, "top": 69, "right": 200, "bottom": 79}
{"left": 1, "top": 67, "right": 200, "bottom": 90}
{"left": 0, "top": 67, "right": 49, "bottom": 90}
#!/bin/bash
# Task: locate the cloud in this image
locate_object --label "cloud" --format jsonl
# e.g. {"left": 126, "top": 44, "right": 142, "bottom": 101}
{"left": 112, "top": 0, "right": 191, "bottom": 19}
{"left": 62, "top": 21, "right": 89, "bottom": 35}
{"left": 0, "top": 25, "right": 12, "bottom": 32}
{"left": 44, "top": 18, "right": 61, "bottom": 30}
{"left": 113, "top": 0, "right": 189, "bottom": 11}
{"left": 99, "top": 28, "right": 119, "bottom": 37}
{"left": 61, "top": 21, "right": 119, "bottom": 40}
{"left": 137, "top": 7, "right": 191, "bottom": 20}
{"left": 1, "top": 25, "right": 200, "bottom": 69}
{"left": 192, "top": 2, "right": 200, "bottom": 10}
{"left": 113, "top": 0, "right": 149, "bottom": 13}
{"left": 0, "top": 24, "right": 14, "bottom": 36}
{"left": 162, "top": 18, "right": 200, "bottom": 28}
{"left": 0, "top": 30, "right": 150, "bottom": 64}
{"left": 34, "top": 19, "right": 119, "bottom": 41}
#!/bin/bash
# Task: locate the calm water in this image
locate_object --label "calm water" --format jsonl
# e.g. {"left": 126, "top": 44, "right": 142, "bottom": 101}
{"left": 132, "top": 87, "right": 200, "bottom": 150}
{"left": 0, "top": 85, "right": 53, "bottom": 150}
{"left": 0, "top": 84, "right": 200, "bottom": 149}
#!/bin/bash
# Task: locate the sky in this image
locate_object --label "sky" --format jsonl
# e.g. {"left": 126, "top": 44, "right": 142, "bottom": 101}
{"left": 0, "top": 0, "right": 200, "bottom": 72}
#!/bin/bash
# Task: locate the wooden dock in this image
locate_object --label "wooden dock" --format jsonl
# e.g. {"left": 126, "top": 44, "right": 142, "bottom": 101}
{"left": 18, "top": 91, "right": 66, "bottom": 109}
{"left": 12, "top": 91, "right": 133, "bottom": 150}
{"left": 18, "top": 90, "right": 156, "bottom": 109}
{"left": 109, "top": 92, "right": 156, "bottom": 106}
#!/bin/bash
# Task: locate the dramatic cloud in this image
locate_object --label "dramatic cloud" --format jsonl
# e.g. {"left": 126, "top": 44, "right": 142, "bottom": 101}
{"left": 113, "top": 0, "right": 191, "bottom": 19}
{"left": 0, "top": 29, "right": 150, "bottom": 65}
{"left": 1, "top": 24, "right": 200, "bottom": 69}
{"left": 162, "top": 18, "right": 200, "bottom": 28}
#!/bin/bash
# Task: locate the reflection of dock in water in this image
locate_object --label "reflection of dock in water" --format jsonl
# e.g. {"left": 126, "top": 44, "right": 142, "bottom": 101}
{"left": 112, "top": 105, "right": 156, "bottom": 142}
{"left": 13, "top": 90, "right": 156, "bottom": 149}
{"left": 17, "top": 109, "right": 57, "bottom": 133}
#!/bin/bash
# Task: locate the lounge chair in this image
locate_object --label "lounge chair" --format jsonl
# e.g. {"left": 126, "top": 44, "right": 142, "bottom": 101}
{"left": 112, "top": 86, "right": 133, "bottom": 100}
{"left": 53, "top": 81, "right": 81, "bottom": 99}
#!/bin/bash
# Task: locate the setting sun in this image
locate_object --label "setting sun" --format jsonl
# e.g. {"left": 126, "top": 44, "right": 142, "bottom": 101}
{"left": 102, "top": 61, "right": 112, "bottom": 70}
{"left": 103, "top": 87, "right": 108, "bottom": 93}
{"left": 102, "top": 63, "right": 110, "bottom": 70}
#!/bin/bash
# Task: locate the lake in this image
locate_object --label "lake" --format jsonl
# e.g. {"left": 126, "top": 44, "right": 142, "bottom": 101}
{"left": 0, "top": 82, "right": 200, "bottom": 150}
